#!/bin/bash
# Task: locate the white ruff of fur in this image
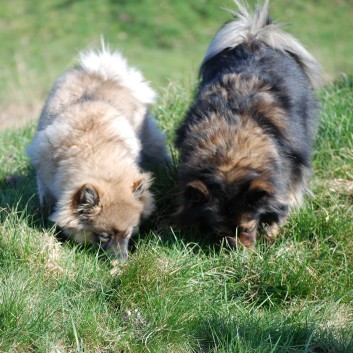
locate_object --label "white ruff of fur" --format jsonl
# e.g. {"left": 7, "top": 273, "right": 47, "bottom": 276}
{"left": 79, "top": 43, "right": 156, "bottom": 105}
{"left": 202, "top": 0, "right": 322, "bottom": 89}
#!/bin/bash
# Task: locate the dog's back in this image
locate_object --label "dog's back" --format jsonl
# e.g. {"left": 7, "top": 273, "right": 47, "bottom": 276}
{"left": 38, "top": 44, "right": 156, "bottom": 132}
{"left": 178, "top": 0, "right": 321, "bottom": 149}
{"left": 180, "top": 43, "right": 319, "bottom": 175}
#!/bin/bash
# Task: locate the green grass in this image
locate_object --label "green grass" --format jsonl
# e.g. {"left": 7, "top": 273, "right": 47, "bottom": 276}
{"left": 1, "top": 0, "right": 353, "bottom": 351}
{"left": 1, "top": 77, "right": 353, "bottom": 352}
{"left": 314, "top": 75, "right": 353, "bottom": 179}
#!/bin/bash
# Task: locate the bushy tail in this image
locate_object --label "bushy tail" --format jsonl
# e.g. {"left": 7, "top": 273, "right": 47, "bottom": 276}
{"left": 79, "top": 41, "right": 156, "bottom": 104}
{"left": 202, "top": 0, "right": 322, "bottom": 89}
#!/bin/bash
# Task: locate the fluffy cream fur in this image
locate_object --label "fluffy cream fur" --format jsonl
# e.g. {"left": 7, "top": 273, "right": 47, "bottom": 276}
{"left": 27, "top": 45, "right": 168, "bottom": 259}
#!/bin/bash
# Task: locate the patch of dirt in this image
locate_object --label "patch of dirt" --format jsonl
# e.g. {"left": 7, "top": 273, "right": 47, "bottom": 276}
{"left": 0, "top": 101, "right": 40, "bottom": 132}
{"left": 327, "top": 178, "right": 353, "bottom": 197}
{"left": 40, "top": 232, "right": 68, "bottom": 278}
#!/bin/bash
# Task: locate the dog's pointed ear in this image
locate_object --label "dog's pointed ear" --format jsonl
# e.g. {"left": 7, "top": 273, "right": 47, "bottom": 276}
{"left": 79, "top": 184, "right": 100, "bottom": 207}
{"left": 247, "top": 179, "right": 274, "bottom": 203}
{"left": 73, "top": 183, "right": 100, "bottom": 215}
{"left": 132, "top": 173, "right": 153, "bottom": 199}
{"left": 185, "top": 180, "right": 210, "bottom": 204}
{"left": 132, "top": 179, "right": 145, "bottom": 197}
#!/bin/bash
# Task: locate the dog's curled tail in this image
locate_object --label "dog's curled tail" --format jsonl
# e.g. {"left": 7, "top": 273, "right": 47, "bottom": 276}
{"left": 79, "top": 41, "right": 156, "bottom": 104}
{"left": 202, "top": 0, "right": 322, "bottom": 89}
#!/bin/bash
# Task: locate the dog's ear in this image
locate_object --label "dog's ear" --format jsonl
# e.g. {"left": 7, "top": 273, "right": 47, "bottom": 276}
{"left": 132, "top": 179, "right": 145, "bottom": 197}
{"left": 132, "top": 178, "right": 149, "bottom": 199}
{"left": 247, "top": 179, "right": 274, "bottom": 203}
{"left": 132, "top": 173, "right": 153, "bottom": 199}
{"left": 185, "top": 180, "right": 211, "bottom": 204}
{"left": 73, "top": 183, "right": 100, "bottom": 216}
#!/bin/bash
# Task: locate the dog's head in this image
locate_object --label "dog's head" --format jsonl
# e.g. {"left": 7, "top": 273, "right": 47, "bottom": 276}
{"left": 51, "top": 172, "right": 154, "bottom": 260}
{"left": 176, "top": 170, "right": 287, "bottom": 248}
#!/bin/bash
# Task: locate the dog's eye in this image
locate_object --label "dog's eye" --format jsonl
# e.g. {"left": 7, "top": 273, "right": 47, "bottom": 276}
{"left": 94, "top": 232, "right": 112, "bottom": 243}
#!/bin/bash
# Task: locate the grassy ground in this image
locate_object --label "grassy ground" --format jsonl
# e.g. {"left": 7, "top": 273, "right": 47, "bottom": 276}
{"left": 1, "top": 76, "right": 353, "bottom": 352}
{"left": 1, "top": 0, "right": 353, "bottom": 352}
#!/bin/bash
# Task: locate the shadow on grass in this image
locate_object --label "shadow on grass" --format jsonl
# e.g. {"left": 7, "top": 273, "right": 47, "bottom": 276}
{"left": 195, "top": 315, "right": 353, "bottom": 353}
{"left": 135, "top": 159, "right": 228, "bottom": 256}
{"left": 137, "top": 160, "right": 275, "bottom": 257}
{"left": 0, "top": 166, "right": 73, "bottom": 244}
{"left": 0, "top": 166, "right": 40, "bottom": 221}
{"left": 136, "top": 159, "right": 283, "bottom": 257}
{"left": 136, "top": 156, "right": 235, "bottom": 253}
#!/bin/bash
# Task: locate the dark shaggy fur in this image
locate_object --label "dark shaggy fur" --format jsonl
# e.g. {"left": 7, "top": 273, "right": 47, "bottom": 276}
{"left": 175, "top": 0, "right": 321, "bottom": 248}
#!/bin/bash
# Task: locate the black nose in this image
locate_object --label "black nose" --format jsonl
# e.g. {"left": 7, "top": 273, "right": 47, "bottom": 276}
{"left": 101, "top": 241, "right": 112, "bottom": 250}
{"left": 110, "top": 248, "right": 128, "bottom": 263}
{"left": 120, "top": 251, "right": 128, "bottom": 262}
{"left": 224, "top": 236, "right": 237, "bottom": 248}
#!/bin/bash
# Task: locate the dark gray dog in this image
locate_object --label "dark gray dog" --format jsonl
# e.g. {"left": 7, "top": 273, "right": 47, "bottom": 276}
{"left": 175, "top": 0, "right": 322, "bottom": 247}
